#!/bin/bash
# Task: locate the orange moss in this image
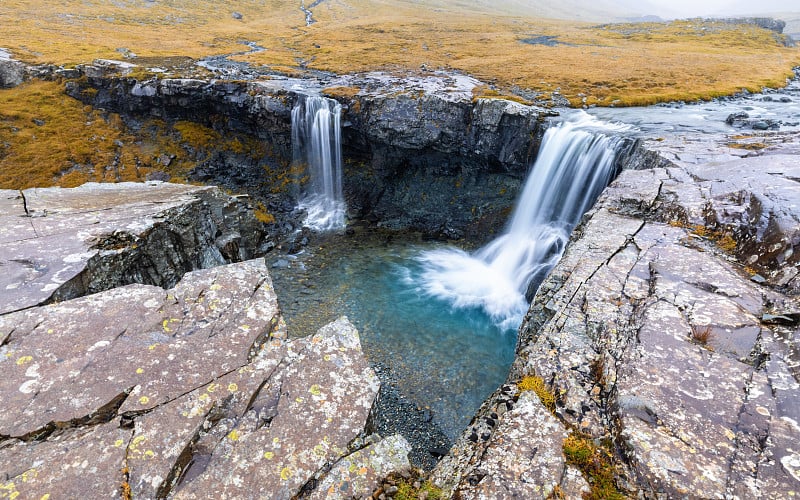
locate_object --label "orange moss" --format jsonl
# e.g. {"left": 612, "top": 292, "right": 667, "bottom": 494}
{"left": 0, "top": 81, "right": 270, "bottom": 190}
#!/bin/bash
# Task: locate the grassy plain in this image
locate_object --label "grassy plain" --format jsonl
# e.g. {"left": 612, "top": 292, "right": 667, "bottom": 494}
{"left": 1, "top": 1, "right": 799, "bottom": 190}
{"left": 1, "top": 0, "right": 798, "bottom": 106}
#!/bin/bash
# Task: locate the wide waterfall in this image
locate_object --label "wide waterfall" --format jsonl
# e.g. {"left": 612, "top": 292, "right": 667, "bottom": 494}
{"left": 416, "top": 113, "right": 629, "bottom": 330}
{"left": 292, "top": 95, "right": 346, "bottom": 231}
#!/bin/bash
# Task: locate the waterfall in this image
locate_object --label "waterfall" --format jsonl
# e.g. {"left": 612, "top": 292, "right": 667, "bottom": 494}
{"left": 416, "top": 113, "right": 629, "bottom": 330}
{"left": 292, "top": 95, "right": 346, "bottom": 231}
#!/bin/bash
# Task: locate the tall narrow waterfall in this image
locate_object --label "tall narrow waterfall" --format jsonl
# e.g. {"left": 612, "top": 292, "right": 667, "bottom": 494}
{"left": 292, "top": 95, "right": 346, "bottom": 231}
{"left": 416, "top": 114, "right": 628, "bottom": 330}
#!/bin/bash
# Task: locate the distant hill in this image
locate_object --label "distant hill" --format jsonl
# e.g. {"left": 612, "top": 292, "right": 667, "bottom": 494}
{"left": 415, "top": 0, "right": 669, "bottom": 21}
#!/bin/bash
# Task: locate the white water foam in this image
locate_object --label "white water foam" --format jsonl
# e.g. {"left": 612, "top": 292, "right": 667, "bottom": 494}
{"left": 415, "top": 113, "right": 630, "bottom": 330}
{"left": 292, "top": 95, "right": 346, "bottom": 231}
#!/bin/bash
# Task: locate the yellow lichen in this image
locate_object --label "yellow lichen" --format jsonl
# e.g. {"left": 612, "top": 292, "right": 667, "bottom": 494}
{"left": 517, "top": 375, "right": 556, "bottom": 411}
{"left": 15, "top": 355, "right": 33, "bottom": 366}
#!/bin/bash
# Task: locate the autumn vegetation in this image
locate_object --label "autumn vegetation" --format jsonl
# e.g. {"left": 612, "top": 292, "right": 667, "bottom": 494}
{"left": 1, "top": 0, "right": 799, "bottom": 190}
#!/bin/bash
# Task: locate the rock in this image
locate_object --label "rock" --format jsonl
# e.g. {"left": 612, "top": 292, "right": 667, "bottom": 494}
{"left": 0, "top": 258, "right": 404, "bottom": 498}
{"left": 433, "top": 138, "right": 800, "bottom": 498}
{"left": 656, "top": 154, "right": 800, "bottom": 289}
{"left": 725, "top": 111, "right": 781, "bottom": 130}
{"left": 65, "top": 69, "right": 553, "bottom": 236}
{"left": 726, "top": 110, "right": 750, "bottom": 125}
{"left": 0, "top": 182, "right": 264, "bottom": 314}
{"left": 715, "top": 17, "right": 787, "bottom": 34}
{"left": 436, "top": 392, "right": 589, "bottom": 499}
{"left": 232, "top": 11, "right": 243, "bottom": 20}
{"left": 0, "top": 49, "right": 25, "bottom": 88}
{"left": 308, "top": 434, "right": 412, "bottom": 499}
{"left": 753, "top": 120, "right": 771, "bottom": 130}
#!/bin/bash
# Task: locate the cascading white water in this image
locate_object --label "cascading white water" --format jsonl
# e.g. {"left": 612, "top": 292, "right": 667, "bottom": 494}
{"left": 292, "top": 95, "right": 346, "bottom": 231}
{"left": 416, "top": 113, "right": 630, "bottom": 330}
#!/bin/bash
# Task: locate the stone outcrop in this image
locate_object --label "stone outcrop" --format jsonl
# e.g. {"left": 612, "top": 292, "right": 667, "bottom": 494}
{"left": 432, "top": 139, "right": 800, "bottom": 498}
{"left": 65, "top": 65, "right": 553, "bottom": 237}
{"left": 0, "top": 261, "right": 410, "bottom": 498}
{"left": 0, "top": 183, "right": 411, "bottom": 498}
{"left": 715, "top": 17, "right": 787, "bottom": 34}
{"left": 0, "top": 49, "right": 25, "bottom": 88}
{"left": 0, "top": 182, "right": 264, "bottom": 314}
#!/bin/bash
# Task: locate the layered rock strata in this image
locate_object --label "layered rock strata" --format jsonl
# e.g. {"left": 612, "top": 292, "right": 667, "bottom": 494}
{"left": 0, "top": 182, "right": 263, "bottom": 314}
{"left": 65, "top": 63, "right": 554, "bottom": 237}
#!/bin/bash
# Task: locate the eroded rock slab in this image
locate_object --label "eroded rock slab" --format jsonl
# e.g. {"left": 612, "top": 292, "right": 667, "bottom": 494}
{"left": 434, "top": 140, "right": 800, "bottom": 498}
{"left": 0, "top": 182, "right": 263, "bottom": 314}
{"left": 0, "top": 259, "right": 403, "bottom": 498}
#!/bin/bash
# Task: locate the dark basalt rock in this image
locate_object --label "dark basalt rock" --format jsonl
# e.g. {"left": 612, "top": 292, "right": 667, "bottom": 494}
{"left": 65, "top": 63, "right": 554, "bottom": 239}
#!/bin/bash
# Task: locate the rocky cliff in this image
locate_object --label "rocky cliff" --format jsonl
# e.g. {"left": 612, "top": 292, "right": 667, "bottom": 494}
{"left": 0, "top": 183, "right": 412, "bottom": 499}
{"left": 0, "top": 182, "right": 264, "bottom": 314}
{"left": 64, "top": 62, "right": 555, "bottom": 238}
{"left": 431, "top": 137, "right": 800, "bottom": 498}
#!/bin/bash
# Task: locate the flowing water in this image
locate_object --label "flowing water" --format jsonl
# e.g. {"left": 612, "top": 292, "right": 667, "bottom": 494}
{"left": 415, "top": 114, "right": 630, "bottom": 330}
{"left": 292, "top": 95, "right": 346, "bottom": 231}
{"left": 270, "top": 229, "right": 516, "bottom": 441}
{"left": 273, "top": 113, "right": 629, "bottom": 442}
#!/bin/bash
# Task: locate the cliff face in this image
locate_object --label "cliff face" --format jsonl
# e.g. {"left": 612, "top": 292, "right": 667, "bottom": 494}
{"left": 65, "top": 64, "right": 553, "bottom": 238}
{"left": 431, "top": 138, "right": 800, "bottom": 498}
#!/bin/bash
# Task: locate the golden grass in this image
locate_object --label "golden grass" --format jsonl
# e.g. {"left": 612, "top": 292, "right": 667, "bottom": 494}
{"left": 1, "top": 1, "right": 798, "bottom": 107}
{"left": 0, "top": 80, "right": 262, "bottom": 190}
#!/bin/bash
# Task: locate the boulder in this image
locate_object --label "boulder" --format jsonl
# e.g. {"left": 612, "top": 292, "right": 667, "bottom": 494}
{"left": 0, "top": 260, "right": 407, "bottom": 498}
{"left": 0, "top": 182, "right": 263, "bottom": 314}
{"left": 0, "top": 49, "right": 25, "bottom": 88}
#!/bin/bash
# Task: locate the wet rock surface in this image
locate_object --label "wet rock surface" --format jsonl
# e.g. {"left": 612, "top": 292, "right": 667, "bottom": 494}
{"left": 0, "top": 184, "right": 410, "bottom": 499}
{"left": 0, "top": 182, "right": 263, "bottom": 314}
{"left": 433, "top": 135, "right": 800, "bottom": 498}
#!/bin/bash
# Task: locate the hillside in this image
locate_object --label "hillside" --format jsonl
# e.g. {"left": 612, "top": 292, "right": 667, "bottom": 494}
{"left": 1, "top": 0, "right": 798, "bottom": 106}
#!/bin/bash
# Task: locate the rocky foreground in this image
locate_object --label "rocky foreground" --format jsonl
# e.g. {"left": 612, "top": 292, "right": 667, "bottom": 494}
{"left": 432, "top": 137, "right": 800, "bottom": 498}
{"left": 0, "top": 184, "right": 411, "bottom": 498}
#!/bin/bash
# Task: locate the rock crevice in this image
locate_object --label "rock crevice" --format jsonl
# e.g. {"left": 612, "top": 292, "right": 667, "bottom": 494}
{"left": 433, "top": 142, "right": 800, "bottom": 498}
